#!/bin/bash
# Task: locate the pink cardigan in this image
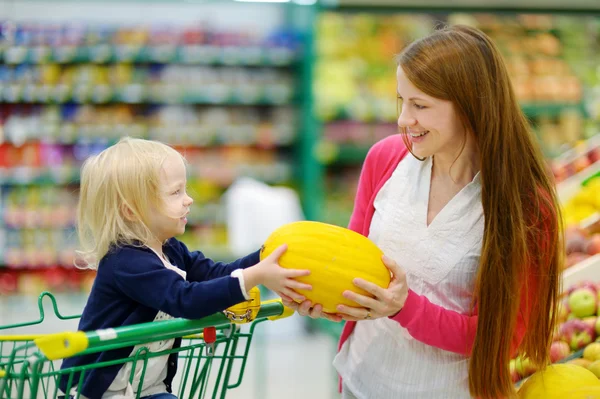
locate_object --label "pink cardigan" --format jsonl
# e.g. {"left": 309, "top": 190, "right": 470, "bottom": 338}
{"left": 337, "top": 135, "right": 533, "bottom": 380}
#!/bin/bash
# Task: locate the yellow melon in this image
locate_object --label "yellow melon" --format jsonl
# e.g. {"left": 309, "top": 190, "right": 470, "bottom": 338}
{"left": 518, "top": 363, "right": 600, "bottom": 399}
{"left": 260, "top": 221, "right": 391, "bottom": 313}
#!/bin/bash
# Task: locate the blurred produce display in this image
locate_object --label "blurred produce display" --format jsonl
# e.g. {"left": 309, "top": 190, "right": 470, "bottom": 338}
{"left": 314, "top": 12, "right": 600, "bottom": 231}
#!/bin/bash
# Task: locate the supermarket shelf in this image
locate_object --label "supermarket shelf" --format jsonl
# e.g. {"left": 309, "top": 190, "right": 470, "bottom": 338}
{"left": 0, "top": 85, "right": 294, "bottom": 106}
{"left": 332, "top": 0, "right": 600, "bottom": 14}
{"left": 520, "top": 102, "right": 587, "bottom": 118}
{"left": 0, "top": 169, "right": 293, "bottom": 187}
{"left": 557, "top": 161, "right": 600, "bottom": 204}
{"left": 0, "top": 45, "right": 298, "bottom": 66}
{"left": 562, "top": 254, "right": 600, "bottom": 289}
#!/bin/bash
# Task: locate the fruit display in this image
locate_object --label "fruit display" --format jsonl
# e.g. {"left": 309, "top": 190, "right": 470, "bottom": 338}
{"left": 314, "top": 12, "right": 600, "bottom": 228}
{"left": 565, "top": 227, "right": 600, "bottom": 269}
{"left": 551, "top": 135, "right": 600, "bottom": 184}
{"left": 561, "top": 170, "right": 600, "bottom": 228}
{"left": 259, "top": 221, "right": 391, "bottom": 313}
{"left": 511, "top": 278, "right": 600, "bottom": 384}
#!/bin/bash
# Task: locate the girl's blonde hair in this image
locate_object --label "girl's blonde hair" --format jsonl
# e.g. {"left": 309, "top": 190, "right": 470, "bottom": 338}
{"left": 75, "top": 137, "right": 185, "bottom": 269}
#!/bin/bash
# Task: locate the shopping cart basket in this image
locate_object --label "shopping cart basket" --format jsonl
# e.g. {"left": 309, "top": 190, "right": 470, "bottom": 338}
{"left": 0, "top": 288, "right": 293, "bottom": 399}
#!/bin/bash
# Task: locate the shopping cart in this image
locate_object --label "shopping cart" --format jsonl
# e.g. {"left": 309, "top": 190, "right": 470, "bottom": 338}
{"left": 0, "top": 288, "right": 294, "bottom": 399}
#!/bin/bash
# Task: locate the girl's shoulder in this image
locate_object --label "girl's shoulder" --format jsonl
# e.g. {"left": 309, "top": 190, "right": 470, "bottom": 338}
{"left": 99, "top": 243, "right": 157, "bottom": 269}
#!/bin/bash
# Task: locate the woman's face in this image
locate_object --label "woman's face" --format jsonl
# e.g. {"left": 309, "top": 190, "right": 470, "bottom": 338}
{"left": 396, "top": 66, "right": 468, "bottom": 160}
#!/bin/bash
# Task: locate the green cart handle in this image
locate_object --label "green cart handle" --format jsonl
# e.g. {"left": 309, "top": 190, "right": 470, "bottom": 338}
{"left": 33, "top": 299, "right": 294, "bottom": 361}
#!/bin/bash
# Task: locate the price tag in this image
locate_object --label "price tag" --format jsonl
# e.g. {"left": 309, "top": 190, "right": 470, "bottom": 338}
{"left": 92, "top": 85, "right": 113, "bottom": 103}
{"left": 150, "top": 45, "right": 176, "bottom": 63}
{"left": 90, "top": 44, "right": 112, "bottom": 63}
{"left": 241, "top": 46, "right": 262, "bottom": 65}
{"left": 268, "top": 47, "right": 293, "bottom": 66}
{"left": 221, "top": 46, "right": 241, "bottom": 65}
{"left": 205, "top": 84, "right": 229, "bottom": 103}
{"left": 115, "top": 45, "right": 140, "bottom": 62}
{"left": 120, "top": 84, "right": 144, "bottom": 103}
{"left": 265, "top": 84, "right": 292, "bottom": 104}
{"left": 38, "top": 85, "right": 52, "bottom": 102}
{"left": 31, "top": 46, "right": 51, "bottom": 63}
{"left": 54, "top": 46, "right": 77, "bottom": 63}
{"left": 73, "top": 85, "right": 92, "bottom": 103}
{"left": 180, "top": 45, "right": 204, "bottom": 64}
{"left": 237, "top": 84, "right": 260, "bottom": 104}
{"left": 4, "top": 84, "right": 22, "bottom": 102}
{"left": 52, "top": 84, "right": 70, "bottom": 103}
{"left": 22, "top": 84, "right": 37, "bottom": 102}
{"left": 5, "top": 46, "right": 27, "bottom": 64}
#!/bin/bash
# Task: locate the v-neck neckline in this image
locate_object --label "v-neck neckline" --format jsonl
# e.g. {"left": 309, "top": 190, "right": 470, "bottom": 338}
{"left": 421, "top": 157, "right": 480, "bottom": 229}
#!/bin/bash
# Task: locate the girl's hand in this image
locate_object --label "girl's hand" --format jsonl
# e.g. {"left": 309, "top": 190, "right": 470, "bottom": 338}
{"left": 279, "top": 294, "right": 343, "bottom": 323}
{"left": 336, "top": 255, "right": 409, "bottom": 321}
{"left": 243, "top": 244, "right": 312, "bottom": 302}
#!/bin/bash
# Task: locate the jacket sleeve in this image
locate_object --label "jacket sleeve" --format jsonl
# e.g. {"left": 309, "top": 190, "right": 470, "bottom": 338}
{"left": 113, "top": 248, "right": 247, "bottom": 320}
{"left": 172, "top": 239, "right": 260, "bottom": 282}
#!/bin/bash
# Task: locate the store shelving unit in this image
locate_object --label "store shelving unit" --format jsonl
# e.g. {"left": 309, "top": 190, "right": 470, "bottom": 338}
{"left": 0, "top": 0, "right": 321, "bottom": 293}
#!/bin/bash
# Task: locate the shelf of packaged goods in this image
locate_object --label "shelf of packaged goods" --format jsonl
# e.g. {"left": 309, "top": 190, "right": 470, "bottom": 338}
{"left": 0, "top": 86, "right": 294, "bottom": 106}
{"left": 0, "top": 45, "right": 298, "bottom": 67}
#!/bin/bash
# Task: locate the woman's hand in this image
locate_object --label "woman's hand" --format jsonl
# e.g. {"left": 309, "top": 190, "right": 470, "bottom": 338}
{"left": 336, "top": 255, "right": 409, "bottom": 321}
{"left": 279, "top": 294, "right": 343, "bottom": 323}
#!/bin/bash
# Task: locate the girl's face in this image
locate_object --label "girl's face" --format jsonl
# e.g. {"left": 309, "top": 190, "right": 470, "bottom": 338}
{"left": 148, "top": 154, "right": 193, "bottom": 242}
{"left": 396, "top": 66, "right": 468, "bottom": 160}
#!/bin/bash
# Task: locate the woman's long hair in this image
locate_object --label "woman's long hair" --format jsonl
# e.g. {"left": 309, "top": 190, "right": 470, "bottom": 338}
{"left": 397, "top": 25, "right": 562, "bottom": 398}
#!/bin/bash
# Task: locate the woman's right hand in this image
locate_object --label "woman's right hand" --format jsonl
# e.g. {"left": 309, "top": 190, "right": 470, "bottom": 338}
{"left": 280, "top": 293, "right": 343, "bottom": 322}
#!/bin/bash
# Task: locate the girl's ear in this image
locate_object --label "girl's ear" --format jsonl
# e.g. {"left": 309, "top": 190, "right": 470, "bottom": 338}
{"left": 121, "top": 203, "right": 137, "bottom": 222}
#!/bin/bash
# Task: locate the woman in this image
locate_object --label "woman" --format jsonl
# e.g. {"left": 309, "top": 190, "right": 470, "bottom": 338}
{"left": 281, "top": 25, "right": 562, "bottom": 398}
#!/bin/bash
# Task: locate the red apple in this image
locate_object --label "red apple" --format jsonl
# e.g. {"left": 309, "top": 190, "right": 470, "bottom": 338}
{"left": 568, "top": 288, "right": 597, "bottom": 318}
{"left": 566, "top": 226, "right": 589, "bottom": 254}
{"left": 560, "top": 319, "right": 597, "bottom": 350}
{"left": 584, "top": 316, "right": 598, "bottom": 330}
{"left": 572, "top": 156, "right": 592, "bottom": 173}
{"left": 567, "top": 281, "right": 599, "bottom": 296}
{"left": 585, "top": 235, "right": 600, "bottom": 256}
{"left": 549, "top": 340, "right": 571, "bottom": 363}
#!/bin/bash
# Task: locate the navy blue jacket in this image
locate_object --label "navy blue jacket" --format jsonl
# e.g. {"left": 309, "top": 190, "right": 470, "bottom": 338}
{"left": 59, "top": 238, "right": 260, "bottom": 399}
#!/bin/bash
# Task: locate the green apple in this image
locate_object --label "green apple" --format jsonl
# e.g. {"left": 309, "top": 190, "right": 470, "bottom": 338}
{"left": 569, "top": 288, "right": 597, "bottom": 318}
{"left": 514, "top": 356, "right": 536, "bottom": 377}
{"left": 584, "top": 342, "right": 600, "bottom": 362}
{"left": 588, "top": 360, "right": 600, "bottom": 378}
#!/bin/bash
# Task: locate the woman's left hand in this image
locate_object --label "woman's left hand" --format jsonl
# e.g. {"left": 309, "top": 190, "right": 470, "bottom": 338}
{"left": 336, "top": 255, "right": 409, "bottom": 321}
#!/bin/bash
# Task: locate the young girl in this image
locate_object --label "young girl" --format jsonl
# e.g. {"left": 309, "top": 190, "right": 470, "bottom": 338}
{"left": 285, "top": 25, "right": 562, "bottom": 398}
{"left": 59, "top": 137, "right": 311, "bottom": 399}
